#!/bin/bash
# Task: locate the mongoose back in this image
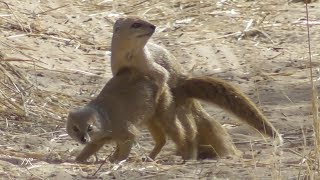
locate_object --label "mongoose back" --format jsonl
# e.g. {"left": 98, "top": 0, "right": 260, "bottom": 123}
{"left": 111, "top": 17, "right": 169, "bottom": 100}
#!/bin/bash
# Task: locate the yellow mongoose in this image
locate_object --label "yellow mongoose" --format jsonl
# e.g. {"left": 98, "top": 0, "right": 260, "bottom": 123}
{"left": 111, "top": 17, "right": 169, "bottom": 101}
{"left": 67, "top": 17, "right": 282, "bottom": 162}
{"left": 108, "top": 17, "right": 282, "bottom": 158}
{"left": 66, "top": 67, "right": 239, "bottom": 162}
{"left": 147, "top": 41, "right": 283, "bottom": 158}
{"left": 67, "top": 68, "right": 186, "bottom": 162}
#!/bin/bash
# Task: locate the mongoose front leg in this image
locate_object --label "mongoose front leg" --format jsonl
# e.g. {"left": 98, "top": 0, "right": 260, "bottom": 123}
{"left": 146, "top": 120, "right": 166, "bottom": 160}
{"left": 109, "top": 131, "right": 135, "bottom": 163}
{"left": 75, "top": 138, "right": 109, "bottom": 162}
{"left": 109, "top": 145, "right": 120, "bottom": 162}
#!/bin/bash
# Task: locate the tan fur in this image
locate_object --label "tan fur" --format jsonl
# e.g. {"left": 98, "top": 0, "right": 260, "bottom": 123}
{"left": 142, "top": 26, "right": 282, "bottom": 158}
{"left": 175, "top": 76, "right": 282, "bottom": 140}
{"left": 129, "top": 33, "right": 282, "bottom": 158}
{"left": 67, "top": 17, "right": 282, "bottom": 162}
{"left": 149, "top": 40, "right": 283, "bottom": 157}
{"left": 67, "top": 68, "right": 187, "bottom": 162}
{"left": 111, "top": 17, "right": 169, "bottom": 101}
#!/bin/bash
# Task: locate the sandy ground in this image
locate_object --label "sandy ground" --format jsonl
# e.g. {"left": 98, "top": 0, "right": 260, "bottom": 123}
{"left": 0, "top": 0, "right": 320, "bottom": 179}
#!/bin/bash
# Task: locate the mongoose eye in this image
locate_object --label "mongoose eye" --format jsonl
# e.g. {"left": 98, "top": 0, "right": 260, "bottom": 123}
{"left": 87, "top": 125, "right": 93, "bottom": 132}
{"left": 73, "top": 126, "right": 79, "bottom": 132}
{"left": 131, "top": 23, "right": 142, "bottom": 28}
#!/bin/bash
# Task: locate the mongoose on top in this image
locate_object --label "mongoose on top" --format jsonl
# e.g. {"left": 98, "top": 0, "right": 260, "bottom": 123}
{"left": 111, "top": 17, "right": 169, "bottom": 101}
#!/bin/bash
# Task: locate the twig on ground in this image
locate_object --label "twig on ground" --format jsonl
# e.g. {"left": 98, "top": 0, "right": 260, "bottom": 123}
{"left": 0, "top": 41, "right": 47, "bottom": 65}
{"left": 0, "top": 1, "right": 27, "bottom": 32}
{"left": 92, "top": 154, "right": 112, "bottom": 176}
{"left": 36, "top": 4, "right": 70, "bottom": 15}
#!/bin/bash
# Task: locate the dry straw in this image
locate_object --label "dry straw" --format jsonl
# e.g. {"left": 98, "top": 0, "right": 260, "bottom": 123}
{"left": 305, "top": 0, "right": 320, "bottom": 173}
{"left": 1, "top": 0, "right": 319, "bottom": 178}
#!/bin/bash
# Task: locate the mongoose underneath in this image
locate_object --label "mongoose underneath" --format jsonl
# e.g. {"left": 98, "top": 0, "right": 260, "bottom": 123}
{"left": 67, "top": 68, "right": 186, "bottom": 162}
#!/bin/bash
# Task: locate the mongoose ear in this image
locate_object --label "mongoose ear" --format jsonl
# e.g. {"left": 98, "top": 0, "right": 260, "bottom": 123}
{"left": 68, "top": 109, "right": 78, "bottom": 119}
{"left": 114, "top": 18, "right": 124, "bottom": 26}
{"left": 114, "top": 27, "right": 120, "bottom": 32}
{"left": 88, "top": 115, "right": 97, "bottom": 124}
{"left": 113, "top": 20, "right": 121, "bottom": 32}
{"left": 116, "top": 17, "right": 125, "bottom": 22}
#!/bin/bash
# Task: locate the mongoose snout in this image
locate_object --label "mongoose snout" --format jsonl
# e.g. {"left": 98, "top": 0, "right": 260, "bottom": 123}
{"left": 80, "top": 136, "right": 85, "bottom": 143}
{"left": 131, "top": 22, "right": 156, "bottom": 31}
{"left": 134, "top": 23, "right": 156, "bottom": 37}
{"left": 149, "top": 24, "right": 156, "bottom": 30}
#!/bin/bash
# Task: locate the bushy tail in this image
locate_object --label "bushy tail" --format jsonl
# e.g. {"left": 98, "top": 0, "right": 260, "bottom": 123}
{"left": 175, "top": 76, "right": 283, "bottom": 145}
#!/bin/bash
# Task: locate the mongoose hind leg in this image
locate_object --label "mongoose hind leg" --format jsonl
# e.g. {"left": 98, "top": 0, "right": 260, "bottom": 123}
{"left": 157, "top": 115, "right": 189, "bottom": 159}
{"left": 176, "top": 102, "right": 198, "bottom": 160}
{"left": 76, "top": 138, "right": 109, "bottom": 162}
{"left": 155, "top": 88, "right": 195, "bottom": 160}
{"left": 157, "top": 109, "right": 196, "bottom": 160}
{"left": 146, "top": 120, "right": 166, "bottom": 160}
{"left": 191, "top": 101, "right": 240, "bottom": 158}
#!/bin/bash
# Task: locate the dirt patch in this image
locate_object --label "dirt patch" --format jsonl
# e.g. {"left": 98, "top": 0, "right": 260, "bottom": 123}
{"left": 0, "top": 0, "right": 319, "bottom": 179}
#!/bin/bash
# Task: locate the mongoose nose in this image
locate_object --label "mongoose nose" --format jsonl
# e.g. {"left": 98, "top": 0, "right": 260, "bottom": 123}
{"left": 150, "top": 25, "right": 156, "bottom": 30}
{"left": 80, "top": 136, "right": 86, "bottom": 143}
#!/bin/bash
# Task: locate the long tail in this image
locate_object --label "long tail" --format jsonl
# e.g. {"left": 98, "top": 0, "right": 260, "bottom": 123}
{"left": 175, "top": 76, "right": 282, "bottom": 144}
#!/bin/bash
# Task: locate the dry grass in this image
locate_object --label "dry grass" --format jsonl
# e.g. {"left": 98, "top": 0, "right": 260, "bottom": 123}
{"left": 0, "top": 0, "right": 320, "bottom": 179}
{"left": 305, "top": 1, "right": 320, "bottom": 176}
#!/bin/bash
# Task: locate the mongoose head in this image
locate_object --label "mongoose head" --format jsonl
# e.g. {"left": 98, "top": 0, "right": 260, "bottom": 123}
{"left": 66, "top": 107, "right": 103, "bottom": 144}
{"left": 112, "top": 17, "right": 156, "bottom": 50}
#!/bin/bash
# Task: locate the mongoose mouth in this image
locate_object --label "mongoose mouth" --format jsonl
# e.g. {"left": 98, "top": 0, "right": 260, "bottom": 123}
{"left": 137, "top": 32, "right": 154, "bottom": 38}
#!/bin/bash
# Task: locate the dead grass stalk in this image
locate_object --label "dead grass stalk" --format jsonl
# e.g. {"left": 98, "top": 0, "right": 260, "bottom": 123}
{"left": 305, "top": 2, "right": 320, "bottom": 172}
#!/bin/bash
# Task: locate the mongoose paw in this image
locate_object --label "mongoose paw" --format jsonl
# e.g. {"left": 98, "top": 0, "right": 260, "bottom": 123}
{"left": 108, "top": 149, "right": 119, "bottom": 163}
{"left": 108, "top": 156, "right": 117, "bottom": 163}
{"left": 109, "top": 153, "right": 128, "bottom": 163}
{"left": 75, "top": 156, "right": 84, "bottom": 162}
{"left": 94, "top": 153, "right": 99, "bottom": 163}
{"left": 75, "top": 157, "right": 88, "bottom": 164}
{"left": 75, "top": 154, "right": 92, "bottom": 163}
